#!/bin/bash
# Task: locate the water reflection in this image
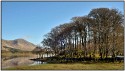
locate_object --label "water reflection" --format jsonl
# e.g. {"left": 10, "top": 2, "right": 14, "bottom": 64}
{"left": 30, "top": 61, "right": 47, "bottom": 66}
{"left": 2, "top": 54, "right": 51, "bottom": 69}
{"left": 2, "top": 56, "right": 36, "bottom": 69}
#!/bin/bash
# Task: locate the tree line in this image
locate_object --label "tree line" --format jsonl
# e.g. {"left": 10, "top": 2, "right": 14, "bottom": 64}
{"left": 42, "top": 8, "right": 124, "bottom": 61}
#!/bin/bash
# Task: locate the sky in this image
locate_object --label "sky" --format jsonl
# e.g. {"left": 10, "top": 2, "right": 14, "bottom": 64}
{"left": 2, "top": 2, "right": 124, "bottom": 45}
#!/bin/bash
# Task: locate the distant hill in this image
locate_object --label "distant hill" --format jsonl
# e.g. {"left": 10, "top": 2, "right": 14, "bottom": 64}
{"left": 32, "top": 47, "right": 43, "bottom": 52}
{"left": 2, "top": 39, "right": 36, "bottom": 51}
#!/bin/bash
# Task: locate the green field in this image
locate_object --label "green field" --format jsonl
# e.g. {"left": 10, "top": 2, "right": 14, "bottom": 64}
{"left": 5, "top": 63, "right": 124, "bottom": 70}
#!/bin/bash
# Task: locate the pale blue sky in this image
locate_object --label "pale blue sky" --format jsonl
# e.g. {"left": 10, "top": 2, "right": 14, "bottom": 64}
{"left": 2, "top": 2, "right": 124, "bottom": 45}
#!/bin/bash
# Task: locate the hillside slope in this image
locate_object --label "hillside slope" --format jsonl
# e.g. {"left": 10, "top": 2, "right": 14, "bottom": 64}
{"left": 2, "top": 39, "right": 36, "bottom": 51}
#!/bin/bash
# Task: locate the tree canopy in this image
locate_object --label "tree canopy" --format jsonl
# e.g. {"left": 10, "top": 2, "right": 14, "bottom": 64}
{"left": 42, "top": 8, "right": 124, "bottom": 59}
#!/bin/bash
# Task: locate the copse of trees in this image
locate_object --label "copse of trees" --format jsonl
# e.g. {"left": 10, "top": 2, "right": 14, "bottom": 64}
{"left": 42, "top": 8, "right": 124, "bottom": 62}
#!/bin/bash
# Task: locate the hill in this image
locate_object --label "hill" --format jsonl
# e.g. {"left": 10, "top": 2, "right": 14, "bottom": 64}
{"left": 2, "top": 39, "right": 36, "bottom": 51}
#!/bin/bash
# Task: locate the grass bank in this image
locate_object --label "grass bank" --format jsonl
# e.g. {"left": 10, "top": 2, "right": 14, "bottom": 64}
{"left": 2, "top": 51, "right": 35, "bottom": 57}
{"left": 5, "top": 62, "right": 124, "bottom": 70}
{"left": 2, "top": 51, "right": 36, "bottom": 61}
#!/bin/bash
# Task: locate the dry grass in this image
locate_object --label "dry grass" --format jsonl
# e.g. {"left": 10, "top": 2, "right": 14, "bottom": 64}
{"left": 5, "top": 62, "right": 124, "bottom": 70}
{"left": 2, "top": 51, "right": 35, "bottom": 57}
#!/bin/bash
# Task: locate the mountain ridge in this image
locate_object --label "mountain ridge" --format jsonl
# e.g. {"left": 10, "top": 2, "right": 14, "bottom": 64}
{"left": 2, "top": 38, "right": 37, "bottom": 51}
